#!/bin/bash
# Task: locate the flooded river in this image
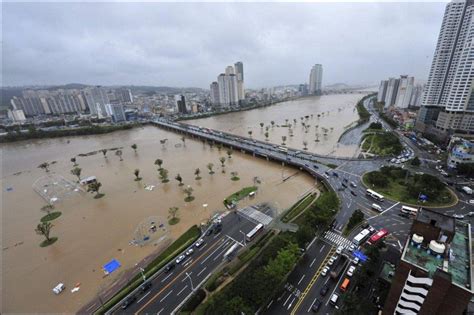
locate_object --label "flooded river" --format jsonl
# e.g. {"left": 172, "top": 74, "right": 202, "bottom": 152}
{"left": 1, "top": 126, "right": 315, "bottom": 313}
{"left": 189, "top": 94, "right": 366, "bottom": 158}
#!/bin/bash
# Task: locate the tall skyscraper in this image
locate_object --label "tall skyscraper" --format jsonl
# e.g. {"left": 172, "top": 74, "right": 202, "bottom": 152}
{"left": 176, "top": 95, "right": 187, "bottom": 114}
{"left": 210, "top": 82, "right": 220, "bottom": 105}
{"left": 234, "top": 61, "right": 245, "bottom": 101}
{"left": 309, "top": 64, "right": 323, "bottom": 95}
{"left": 377, "top": 80, "right": 389, "bottom": 103}
{"left": 384, "top": 77, "right": 400, "bottom": 107}
{"left": 394, "top": 75, "right": 415, "bottom": 108}
{"left": 417, "top": 0, "right": 474, "bottom": 136}
{"left": 212, "top": 63, "right": 242, "bottom": 108}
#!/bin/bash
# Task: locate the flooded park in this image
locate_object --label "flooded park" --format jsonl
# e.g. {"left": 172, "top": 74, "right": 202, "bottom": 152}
{"left": 1, "top": 93, "right": 364, "bottom": 312}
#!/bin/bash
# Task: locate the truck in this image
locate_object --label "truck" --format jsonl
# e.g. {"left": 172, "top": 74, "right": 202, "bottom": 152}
{"left": 462, "top": 186, "right": 473, "bottom": 195}
{"left": 330, "top": 255, "right": 348, "bottom": 279}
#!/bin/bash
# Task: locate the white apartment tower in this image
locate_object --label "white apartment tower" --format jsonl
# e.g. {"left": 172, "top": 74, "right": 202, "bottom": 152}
{"left": 395, "top": 75, "right": 415, "bottom": 109}
{"left": 309, "top": 64, "right": 323, "bottom": 95}
{"left": 210, "top": 82, "right": 220, "bottom": 105}
{"left": 211, "top": 63, "right": 243, "bottom": 108}
{"left": 417, "top": 0, "right": 474, "bottom": 135}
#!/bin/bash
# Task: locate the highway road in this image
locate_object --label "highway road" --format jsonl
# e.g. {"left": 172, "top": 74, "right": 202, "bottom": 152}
{"left": 111, "top": 212, "right": 258, "bottom": 315}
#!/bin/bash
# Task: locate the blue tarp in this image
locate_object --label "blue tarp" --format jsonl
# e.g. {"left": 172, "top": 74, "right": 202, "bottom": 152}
{"left": 103, "top": 259, "right": 121, "bottom": 274}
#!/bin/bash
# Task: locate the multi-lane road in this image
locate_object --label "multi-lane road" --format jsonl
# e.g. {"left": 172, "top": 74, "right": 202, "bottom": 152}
{"left": 105, "top": 99, "right": 472, "bottom": 314}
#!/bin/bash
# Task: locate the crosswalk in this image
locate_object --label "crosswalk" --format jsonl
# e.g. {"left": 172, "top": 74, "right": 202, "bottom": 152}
{"left": 323, "top": 231, "right": 353, "bottom": 249}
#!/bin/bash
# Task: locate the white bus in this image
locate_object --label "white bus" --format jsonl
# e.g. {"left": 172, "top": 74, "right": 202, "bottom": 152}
{"left": 246, "top": 223, "right": 264, "bottom": 242}
{"left": 277, "top": 146, "right": 288, "bottom": 153}
{"left": 401, "top": 205, "right": 418, "bottom": 216}
{"left": 353, "top": 228, "right": 371, "bottom": 246}
{"left": 366, "top": 189, "right": 385, "bottom": 202}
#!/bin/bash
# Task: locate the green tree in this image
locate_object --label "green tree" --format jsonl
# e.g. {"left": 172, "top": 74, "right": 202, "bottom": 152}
{"left": 184, "top": 186, "right": 195, "bottom": 202}
{"left": 35, "top": 221, "right": 54, "bottom": 243}
{"left": 41, "top": 204, "right": 55, "bottom": 215}
{"left": 230, "top": 171, "right": 240, "bottom": 181}
{"left": 411, "top": 156, "right": 421, "bottom": 166}
{"left": 70, "top": 167, "right": 82, "bottom": 182}
{"left": 303, "top": 141, "right": 308, "bottom": 150}
{"left": 101, "top": 149, "right": 108, "bottom": 158}
{"left": 195, "top": 168, "right": 202, "bottom": 180}
{"left": 366, "top": 171, "right": 389, "bottom": 188}
{"left": 87, "top": 181, "right": 103, "bottom": 198}
{"left": 260, "top": 122, "right": 264, "bottom": 128}
{"left": 226, "top": 149, "right": 233, "bottom": 159}
{"left": 175, "top": 173, "right": 183, "bottom": 186}
{"left": 264, "top": 132, "right": 269, "bottom": 141}
{"left": 115, "top": 149, "right": 123, "bottom": 161}
{"left": 264, "top": 243, "right": 300, "bottom": 281}
{"left": 458, "top": 163, "right": 474, "bottom": 177}
{"left": 155, "top": 158, "right": 163, "bottom": 170}
{"left": 159, "top": 168, "right": 169, "bottom": 183}
{"left": 131, "top": 143, "right": 138, "bottom": 153}
{"left": 271, "top": 120, "right": 275, "bottom": 127}
{"left": 281, "top": 136, "right": 287, "bottom": 145}
{"left": 219, "top": 157, "right": 226, "bottom": 173}
{"left": 345, "top": 209, "right": 365, "bottom": 232}
{"left": 168, "top": 207, "right": 180, "bottom": 225}
{"left": 207, "top": 163, "right": 215, "bottom": 174}
{"left": 248, "top": 130, "right": 253, "bottom": 137}
{"left": 70, "top": 157, "right": 78, "bottom": 166}
{"left": 134, "top": 169, "right": 142, "bottom": 181}
{"left": 38, "top": 162, "right": 50, "bottom": 173}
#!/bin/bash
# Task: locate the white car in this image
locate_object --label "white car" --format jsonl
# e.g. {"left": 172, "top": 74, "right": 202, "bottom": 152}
{"left": 186, "top": 248, "right": 194, "bottom": 256}
{"left": 469, "top": 200, "right": 474, "bottom": 205}
{"left": 346, "top": 266, "right": 356, "bottom": 277}
{"left": 175, "top": 254, "right": 186, "bottom": 264}
{"left": 348, "top": 244, "right": 356, "bottom": 252}
{"left": 321, "top": 266, "right": 330, "bottom": 277}
{"left": 195, "top": 238, "right": 204, "bottom": 248}
{"left": 453, "top": 214, "right": 465, "bottom": 219}
{"left": 336, "top": 246, "right": 344, "bottom": 255}
{"left": 327, "top": 258, "right": 336, "bottom": 266}
{"left": 353, "top": 257, "right": 360, "bottom": 265}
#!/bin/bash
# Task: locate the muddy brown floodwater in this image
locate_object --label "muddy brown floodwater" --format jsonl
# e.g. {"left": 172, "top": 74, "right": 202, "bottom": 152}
{"left": 1, "top": 125, "right": 315, "bottom": 313}
{"left": 189, "top": 94, "right": 367, "bottom": 158}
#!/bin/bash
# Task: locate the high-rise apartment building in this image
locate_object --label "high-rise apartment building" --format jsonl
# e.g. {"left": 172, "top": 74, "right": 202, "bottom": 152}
{"left": 176, "top": 95, "right": 187, "bottom": 114}
{"left": 383, "top": 208, "right": 472, "bottom": 314}
{"left": 309, "top": 64, "right": 323, "bottom": 95}
{"left": 378, "top": 80, "right": 389, "bottom": 103}
{"left": 384, "top": 78, "right": 400, "bottom": 107}
{"left": 395, "top": 75, "right": 415, "bottom": 109}
{"left": 211, "top": 62, "right": 244, "bottom": 108}
{"left": 417, "top": 0, "right": 474, "bottom": 137}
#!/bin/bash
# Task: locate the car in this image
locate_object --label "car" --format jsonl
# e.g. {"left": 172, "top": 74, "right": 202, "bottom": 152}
{"left": 343, "top": 178, "right": 348, "bottom": 182}
{"left": 353, "top": 257, "right": 360, "bottom": 265}
{"left": 312, "top": 299, "right": 322, "bottom": 312}
{"left": 214, "top": 223, "right": 222, "bottom": 234}
{"left": 164, "top": 263, "right": 175, "bottom": 273}
{"left": 368, "top": 226, "right": 376, "bottom": 234}
{"left": 313, "top": 164, "right": 319, "bottom": 169}
{"left": 121, "top": 295, "right": 137, "bottom": 309}
{"left": 398, "top": 212, "right": 410, "bottom": 218}
{"left": 341, "top": 182, "right": 348, "bottom": 188}
{"left": 336, "top": 245, "right": 344, "bottom": 255}
{"left": 320, "top": 284, "right": 329, "bottom": 296}
{"left": 348, "top": 244, "right": 356, "bottom": 252}
{"left": 346, "top": 265, "right": 356, "bottom": 277}
{"left": 332, "top": 172, "right": 339, "bottom": 177}
{"left": 139, "top": 282, "right": 152, "bottom": 293}
{"left": 350, "top": 190, "right": 357, "bottom": 196}
{"left": 321, "top": 266, "right": 330, "bottom": 276}
{"left": 206, "top": 226, "right": 214, "bottom": 236}
{"left": 195, "top": 238, "right": 204, "bottom": 248}
{"left": 329, "top": 293, "right": 339, "bottom": 306}
{"left": 327, "top": 258, "right": 335, "bottom": 266}
{"left": 453, "top": 214, "right": 465, "bottom": 219}
{"left": 323, "top": 174, "right": 330, "bottom": 179}
{"left": 176, "top": 254, "right": 186, "bottom": 264}
{"left": 186, "top": 248, "right": 194, "bottom": 256}
{"left": 350, "top": 181, "right": 357, "bottom": 188}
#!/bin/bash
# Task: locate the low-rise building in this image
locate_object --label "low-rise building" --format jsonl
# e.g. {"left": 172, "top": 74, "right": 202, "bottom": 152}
{"left": 447, "top": 137, "right": 474, "bottom": 169}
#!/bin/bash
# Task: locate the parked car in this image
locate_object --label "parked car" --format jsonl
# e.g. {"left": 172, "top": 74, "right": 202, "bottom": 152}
{"left": 346, "top": 265, "right": 356, "bottom": 277}
{"left": 350, "top": 181, "right": 357, "bottom": 188}
{"left": 164, "top": 263, "right": 175, "bottom": 273}
{"left": 332, "top": 172, "right": 339, "bottom": 177}
{"left": 186, "top": 248, "right": 194, "bottom": 256}
{"left": 313, "top": 164, "right": 319, "bottom": 169}
{"left": 195, "top": 238, "right": 204, "bottom": 248}
{"left": 336, "top": 245, "right": 344, "bottom": 255}
{"left": 353, "top": 257, "right": 360, "bottom": 265}
{"left": 320, "top": 284, "right": 329, "bottom": 296}
{"left": 175, "top": 254, "right": 186, "bottom": 264}
{"left": 323, "top": 174, "right": 330, "bottom": 179}
{"left": 350, "top": 190, "right": 357, "bottom": 196}
{"left": 139, "top": 282, "right": 152, "bottom": 293}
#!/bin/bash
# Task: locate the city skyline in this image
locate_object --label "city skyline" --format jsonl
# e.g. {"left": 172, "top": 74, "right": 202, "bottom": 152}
{"left": 3, "top": 2, "right": 447, "bottom": 88}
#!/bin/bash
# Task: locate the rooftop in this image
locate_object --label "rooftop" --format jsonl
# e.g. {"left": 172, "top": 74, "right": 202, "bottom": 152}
{"left": 402, "top": 221, "right": 472, "bottom": 292}
{"left": 415, "top": 208, "right": 455, "bottom": 234}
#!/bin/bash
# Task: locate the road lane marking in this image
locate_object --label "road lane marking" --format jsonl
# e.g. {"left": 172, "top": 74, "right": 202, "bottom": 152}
{"left": 197, "top": 266, "right": 207, "bottom": 277}
{"left": 183, "top": 258, "right": 194, "bottom": 267}
{"left": 213, "top": 242, "right": 235, "bottom": 261}
{"left": 368, "top": 202, "right": 400, "bottom": 220}
{"left": 310, "top": 258, "right": 317, "bottom": 268}
{"left": 159, "top": 290, "right": 173, "bottom": 303}
{"left": 308, "top": 297, "right": 318, "bottom": 312}
{"left": 177, "top": 285, "right": 188, "bottom": 296}
{"left": 297, "top": 274, "right": 306, "bottom": 285}
{"left": 267, "top": 299, "right": 274, "bottom": 309}
{"left": 136, "top": 291, "right": 151, "bottom": 304}
{"left": 325, "top": 263, "right": 352, "bottom": 306}
{"left": 283, "top": 293, "right": 292, "bottom": 306}
{"left": 288, "top": 297, "right": 296, "bottom": 310}
{"left": 319, "top": 245, "right": 326, "bottom": 253}
{"left": 161, "top": 272, "right": 173, "bottom": 283}
{"left": 201, "top": 240, "right": 228, "bottom": 264}
{"left": 134, "top": 238, "right": 225, "bottom": 314}
{"left": 157, "top": 307, "right": 164, "bottom": 314}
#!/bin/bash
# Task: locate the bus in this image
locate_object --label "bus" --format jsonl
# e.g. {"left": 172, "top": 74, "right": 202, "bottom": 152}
{"left": 246, "top": 223, "right": 264, "bottom": 242}
{"left": 368, "top": 229, "right": 389, "bottom": 245}
{"left": 277, "top": 146, "right": 288, "bottom": 153}
{"left": 340, "top": 278, "right": 350, "bottom": 292}
{"left": 366, "top": 189, "right": 385, "bottom": 202}
{"left": 353, "top": 229, "right": 370, "bottom": 246}
{"left": 401, "top": 205, "right": 418, "bottom": 216}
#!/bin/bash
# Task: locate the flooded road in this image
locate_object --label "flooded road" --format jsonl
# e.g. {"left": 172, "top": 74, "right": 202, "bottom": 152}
{"left": 1, "top": 126, "right": 314, "bottom": 313}
{"left": 189, "top": 94, "right": 366, "bottom": 158}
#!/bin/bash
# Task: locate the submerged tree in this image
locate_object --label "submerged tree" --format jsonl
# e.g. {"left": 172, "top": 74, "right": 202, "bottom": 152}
{"left": 226, "top": 149, "right": 233, "bottom": 159}
{"left": 71, "top": 167, "right": 82, "bottom": 182}
{"left": 134, "top": 169, "right": 142, "bottom": 181}
{"left": 159, "top": 168, "right": 169, "bottom": 183}
{"left": 131, "top": 143, "right": 138, "bottom": 153}
{"left": 303, "top": 141, "right": 308, "bottom": 150}
{"left": 38, "top": 162, "right": 50, "bottom": 173}
{"left": 168, "top": 207, "right": 180, "bottom": 225}
{"left": 230, "top": 171, "right": 240, "bottom": 181}
{"left": 155, "top": 158, "right": 163, "bottom": 170}
{"left": 101, "top": 149, "right": 108, "bottom": 158}
{"left": 183, "top": 186, "right": 195, "bottom": 202}
{"left": 87, "top": 181, "right": 103, "bottom": 198}
{"left": 281, "top": 136, "right": 287, "bottom": 145}
{"left": 259, "top": 122, "right": 264, "bottom": 128}
{"left": 70, "top": 157, "right": 78, "bottom": 166}
{"left": 175, "top": 173, "right": 184, "bottom": 186}
{"left": 35, "top": 221, "right": 55, "bottom": 246}
{"left": 248, "top": 130, "right": 253, "bottom": 138}
{"left": 207, "top": 163, "right": 215, "bottom": 175}
{"left": 195, "top": 168, "right": 202, "bottom": 180}
{"left": 264, "top": 132, "right": 269, "bottom": 141}
{"left": 115, "top": 150, "right": 123, "bottom": 161}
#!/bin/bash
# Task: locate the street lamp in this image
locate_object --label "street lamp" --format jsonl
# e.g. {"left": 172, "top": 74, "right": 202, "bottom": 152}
{"left": 240, "top": 230, "right": 247, "bottom": 247}
{"left": 139, "top": 267, "right": 146, "bottom": 282}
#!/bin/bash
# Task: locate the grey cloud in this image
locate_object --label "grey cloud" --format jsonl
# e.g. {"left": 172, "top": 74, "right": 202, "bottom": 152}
{"left": 2, "top": 2, "right": 448, "bottom": 88}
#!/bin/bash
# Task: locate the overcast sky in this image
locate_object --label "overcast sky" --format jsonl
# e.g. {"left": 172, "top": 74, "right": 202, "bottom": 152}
{"left": 2, "top": 1, "right": 448, "bottom": 88}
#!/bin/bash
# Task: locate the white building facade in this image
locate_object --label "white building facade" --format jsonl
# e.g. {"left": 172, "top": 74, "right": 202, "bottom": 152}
{"left": 309, "top": 64, "right": 323, "bottom": 95}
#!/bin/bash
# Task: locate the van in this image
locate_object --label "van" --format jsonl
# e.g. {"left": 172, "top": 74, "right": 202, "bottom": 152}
{"left": 330, "top": 293, "right": 339, "bottom": 305}
{"left": 249, "top": 191, "right": 256, "bottom": 197}
{"left": 371, "top": 204, "right": 382, "bottom": 212}
{"left": 340, "top": 278, "right": 350, "bottom": 292}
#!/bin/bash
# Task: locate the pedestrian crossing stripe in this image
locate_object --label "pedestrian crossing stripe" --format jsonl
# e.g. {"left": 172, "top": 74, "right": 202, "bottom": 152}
{"left": 323, "top": 231, "right": 353, "bottom": 248}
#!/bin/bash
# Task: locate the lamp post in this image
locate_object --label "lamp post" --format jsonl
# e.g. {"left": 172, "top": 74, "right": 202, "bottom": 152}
{"left": 240, "top": 230, "right": 247, "bottom": 247}
{"left": 139, "top": 267, "right": 146, "bottom": 282}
